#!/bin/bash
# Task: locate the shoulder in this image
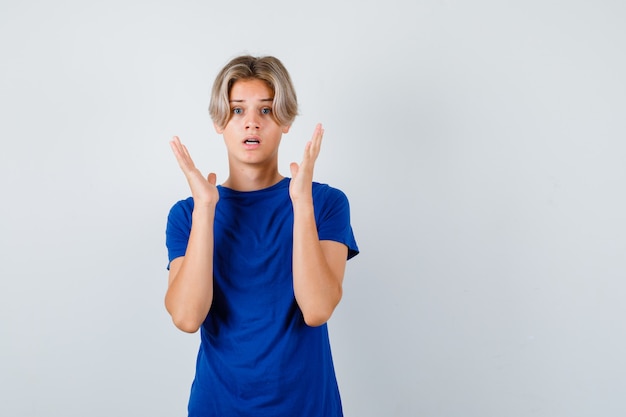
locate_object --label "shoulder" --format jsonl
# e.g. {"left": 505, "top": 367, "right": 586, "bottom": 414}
{"left": 167, "top": 197, "right": 194, "bottom": 224}
{"left": 311, "top": 182, "right": 359, "bottom": 259}
{"left": 165, "top": 197, "right": 194, "bottom": 262}
{"left": 311, "top": 182, "right": 353, "bottom": 220}
{"left": 312, "top": 181, "right": 349, "bottom": 203}
{"left": 313, "top": 182, "right": 349, "bottom": 208}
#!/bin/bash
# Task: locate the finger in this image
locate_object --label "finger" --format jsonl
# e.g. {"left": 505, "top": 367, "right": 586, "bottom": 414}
{"left": 207, "top": 172, "right": 217, "bottom": 186}
{"left": 303, "top": 140, "right": 312, "bottom": 157}
{"left": 170, "top": 136, "right": 198, "bottom": 171}
{"left": 180, "top": 143, "right": 192, "bottom": 161}
{"left": 170, "top": 136, "right": 180, "bottom": 153}
{"left": 170, "top": 137, "right": 186, "bottom": 165}
{"left": 289, "top": 162, "right": 299, "bottom": 178}
{"left": 170, "top": 136, "right": 187, "bottom": 159}
{"left": 299, "top": 125, "right": 323, "bottom": 168}
{"left": 312, "top": 123, "right": 323, "bottom": 140}
{"left": 308, "top": 123, "right": 323, "bottom": 159}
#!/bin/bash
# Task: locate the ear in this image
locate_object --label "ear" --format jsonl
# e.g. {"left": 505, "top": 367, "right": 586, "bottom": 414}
{"left": 213, "top": 122, "right": 224, "bottom": 134}
{"left": 282, "top": 124, "right": 291, "bottom": 134}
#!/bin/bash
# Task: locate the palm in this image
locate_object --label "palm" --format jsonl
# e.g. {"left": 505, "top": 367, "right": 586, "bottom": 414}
{"left": 170, "top": 136, "right": 219, "bottom": 207}
{"left": 289, "top": 124, "right": 324, "bottom": 203}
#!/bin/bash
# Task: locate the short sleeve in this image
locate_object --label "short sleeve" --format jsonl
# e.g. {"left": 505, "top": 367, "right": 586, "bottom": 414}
{"left": 165, "top": 197, "right": 194, "bottom": 269}
{"left": 314, "top": 185, "right": 359, "bottom": 260}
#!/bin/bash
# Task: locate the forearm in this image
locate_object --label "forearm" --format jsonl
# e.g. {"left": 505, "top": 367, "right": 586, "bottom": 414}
{"left": 292, "top": 202, "right": 343, "bottom": 327}
{"left": 165, "top": 206, "right": 215, "bottom": 332}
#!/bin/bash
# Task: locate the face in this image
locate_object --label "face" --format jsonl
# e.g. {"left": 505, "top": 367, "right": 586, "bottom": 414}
{"left": 215, "top": 78, "right": 291, "bottom": 168}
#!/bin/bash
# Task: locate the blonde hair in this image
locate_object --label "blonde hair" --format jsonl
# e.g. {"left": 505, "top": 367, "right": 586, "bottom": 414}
{"left": 209, "top": 55, "right": 299, "bottom": 130}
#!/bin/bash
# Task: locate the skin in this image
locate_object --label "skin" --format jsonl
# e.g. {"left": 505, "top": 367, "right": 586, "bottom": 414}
{"left": 165, "top": 78, "right": 348, "bottom": 332}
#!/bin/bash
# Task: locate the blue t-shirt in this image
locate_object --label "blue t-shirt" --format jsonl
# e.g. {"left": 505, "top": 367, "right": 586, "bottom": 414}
{"left": 166, "top": 178, "right": 359, "bottom": 417}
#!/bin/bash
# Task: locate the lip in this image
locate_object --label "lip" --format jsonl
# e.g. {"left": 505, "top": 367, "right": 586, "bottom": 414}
{"left": 243, "top": 135, "right": 261, "bottom": 149}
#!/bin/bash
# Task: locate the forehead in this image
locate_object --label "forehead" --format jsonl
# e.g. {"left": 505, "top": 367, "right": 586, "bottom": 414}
{"left": 229, "top": 78, "right": 273, "bottom": 101}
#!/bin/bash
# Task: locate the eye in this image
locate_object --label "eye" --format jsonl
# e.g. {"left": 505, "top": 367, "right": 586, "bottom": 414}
{"left": 261, "top": 107, "right": 272, "bottom": 115}
{"left": 232, "top": 107, "right": 243, "bottom": 115}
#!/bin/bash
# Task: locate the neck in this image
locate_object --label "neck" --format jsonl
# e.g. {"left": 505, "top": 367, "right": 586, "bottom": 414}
{"left": 222, "top": 164, "right": 284, "bottom": 192}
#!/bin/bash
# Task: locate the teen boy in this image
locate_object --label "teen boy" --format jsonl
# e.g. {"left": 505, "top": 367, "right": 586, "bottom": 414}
{"left": 166, "top": 55, "right": 359, "bottom": 416}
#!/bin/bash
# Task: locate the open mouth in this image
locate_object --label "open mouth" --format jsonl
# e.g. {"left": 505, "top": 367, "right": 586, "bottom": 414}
{"left": 244, "top": 139, "right": 260, "bottom": 144}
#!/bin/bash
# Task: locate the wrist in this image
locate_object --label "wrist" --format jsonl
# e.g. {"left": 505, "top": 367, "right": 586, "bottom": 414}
{"left": 192, "top": 204, "right": 216, "bottom": 219}
{"left": 291, "top": 199, "right": 314, "bottom": 214}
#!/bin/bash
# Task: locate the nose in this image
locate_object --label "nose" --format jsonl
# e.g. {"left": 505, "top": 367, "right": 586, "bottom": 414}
{"left": 245, "top": 112, "right": 260, "bottom": 130}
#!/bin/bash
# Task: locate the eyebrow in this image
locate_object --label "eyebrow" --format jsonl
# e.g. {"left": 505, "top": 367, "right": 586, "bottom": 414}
{"left": 229, "top": 98, "right": 274, "bottom": 103}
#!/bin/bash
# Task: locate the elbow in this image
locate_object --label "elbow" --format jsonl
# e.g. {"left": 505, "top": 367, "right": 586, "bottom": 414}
{"left": 165, "top": 299, "right": 205, "bottom": 333}
{"left": 301, "top": 291, "right": 343, "bottom": 328}
{"left": 303, "top": 312, "right": 332, "bottom": 327}
{"left": 171, "top": 316, "right": 202, "bottom": 333}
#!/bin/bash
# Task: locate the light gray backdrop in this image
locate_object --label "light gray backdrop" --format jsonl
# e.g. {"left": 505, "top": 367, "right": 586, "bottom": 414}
{"left": 1, "top": 1, "right": 625, "bottom": 416}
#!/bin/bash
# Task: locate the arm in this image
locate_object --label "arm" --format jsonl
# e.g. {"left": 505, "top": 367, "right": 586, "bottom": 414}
{"left": 165, "top": 136, "right": 219, "bottom": 333}
{"left": 290, "top": 124, "right": 348, "bottom": 327}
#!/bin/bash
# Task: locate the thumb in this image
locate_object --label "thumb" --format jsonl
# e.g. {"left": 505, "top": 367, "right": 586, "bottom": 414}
{"left": 207, "top": 172, "right": 217, "bottom": 186}
{"left": 289, "top": 162, "right": 299, "bottom": 178}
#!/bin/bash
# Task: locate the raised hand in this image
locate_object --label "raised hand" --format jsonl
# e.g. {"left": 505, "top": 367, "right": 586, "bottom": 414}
{"left": 170, "top": 136, "right": 219, "bottom": 207}
{"left": 289, "top": 123, "right": 324, "bottom": 205}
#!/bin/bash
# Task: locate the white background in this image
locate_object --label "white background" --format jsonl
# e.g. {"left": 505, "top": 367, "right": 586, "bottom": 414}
{"left": 1, "top": 1, "right": 625, "bottom": 416}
